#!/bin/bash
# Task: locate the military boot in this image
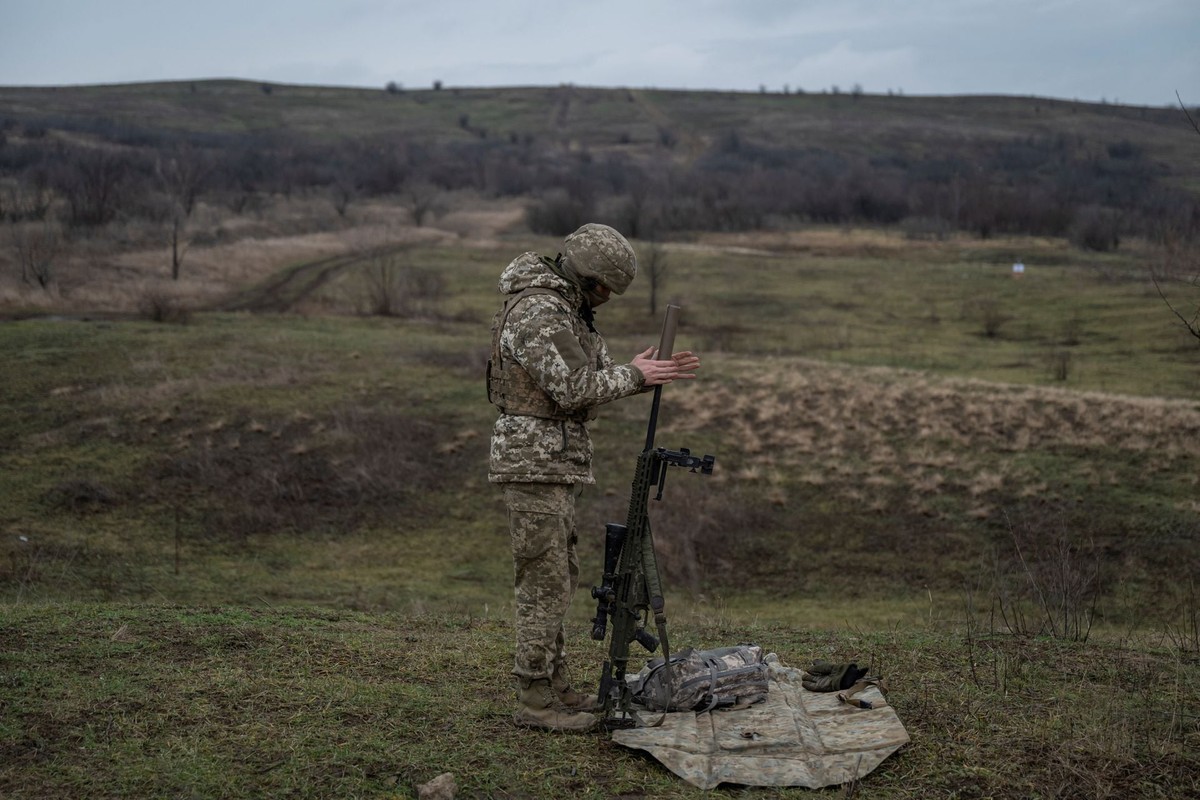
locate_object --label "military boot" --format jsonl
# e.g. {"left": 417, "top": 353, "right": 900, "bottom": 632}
{"left": 513, "top": 678, "right": 597, "bottom": 732}
{"left": 551, "top": 661, "right": 599, "bottom": 712}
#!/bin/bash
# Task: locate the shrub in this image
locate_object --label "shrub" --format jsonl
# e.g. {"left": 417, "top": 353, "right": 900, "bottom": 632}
{"left": 968, "top": 297, "right": 1013, "bottom": 338}
{"left": 137, "top": 289, "right": 192, "bottom": 324}
{"left": 525, "top": 189, "right": 593, "bottom": 236}
{"left": 45, "top": 478, "right": 118, "bottom": 513}
{"left": 990, "top": 509, "right": 1101, "bottom": 641}
{"left": 1046, "top": 347, "right": 1072, "bottom": 381}
{"left": 359, "top": 251, "right": 445, "bottom": 318}
{"left": 9, "top": 218, "right": 63, "bottom": 288}
{"left": 1069, "top": 206, "right": 1122, "bottom": 252}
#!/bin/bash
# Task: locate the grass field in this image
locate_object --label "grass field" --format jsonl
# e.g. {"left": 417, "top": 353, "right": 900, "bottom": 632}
{"left": 2, "top": 604, "right": 1195, "bottom": 799}
{"left": 2, "top": 223, "right": 1199, "bottom": 797}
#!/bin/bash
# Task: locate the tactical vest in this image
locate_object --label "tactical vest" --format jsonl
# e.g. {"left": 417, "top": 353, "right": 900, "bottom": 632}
{"left": 487, "top": 287, "right": 590, "bottom": 422}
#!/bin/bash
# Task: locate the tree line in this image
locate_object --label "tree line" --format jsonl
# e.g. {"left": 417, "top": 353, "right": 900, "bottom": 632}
{"left": 3, "top": 105, "right": 1199, "bottom": 287}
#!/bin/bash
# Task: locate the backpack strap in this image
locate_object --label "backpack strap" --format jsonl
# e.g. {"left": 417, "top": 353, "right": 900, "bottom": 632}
{"left": 837, "top": 677, "right": 888, "bottom": 710}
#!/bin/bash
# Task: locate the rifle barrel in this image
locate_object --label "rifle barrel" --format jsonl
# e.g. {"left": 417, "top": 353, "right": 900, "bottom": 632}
{"left": 656, "top": 304, "right": 681, "bottom": 361}
{"left": 643, "top": 304, "right": 682, "bottom": 452}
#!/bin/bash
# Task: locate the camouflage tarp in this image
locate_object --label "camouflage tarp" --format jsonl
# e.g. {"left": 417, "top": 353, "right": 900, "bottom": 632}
{"left": 611, "top": 653, "right": 909, "bottom": 790}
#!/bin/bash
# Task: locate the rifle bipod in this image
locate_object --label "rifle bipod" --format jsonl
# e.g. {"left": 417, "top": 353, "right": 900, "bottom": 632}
{"left": 588, "top": 305, "right": 715, "bottom": 729}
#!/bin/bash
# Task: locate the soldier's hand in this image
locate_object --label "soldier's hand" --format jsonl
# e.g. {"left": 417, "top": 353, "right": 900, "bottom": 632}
{"left": 670, "top": 351, "right": 700, "bottom": 375}
{"left": 633, "top": 346, "right": 692, "bottom": 386}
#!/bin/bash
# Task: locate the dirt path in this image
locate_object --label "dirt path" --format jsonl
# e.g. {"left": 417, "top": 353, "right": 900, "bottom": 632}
{"left": 216, "top": 252, "right": 354, "bottom": 313}
{"left": 217, "top": 245, "right": 414, "bottom": 313}
{"left": 216, "top": 205, "right": 525, "bottom": 313}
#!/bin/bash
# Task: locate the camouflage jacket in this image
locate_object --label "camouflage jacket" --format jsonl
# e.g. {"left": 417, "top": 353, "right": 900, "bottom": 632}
{"left": 488, "top": 252, "right": 645, "bottom": 484}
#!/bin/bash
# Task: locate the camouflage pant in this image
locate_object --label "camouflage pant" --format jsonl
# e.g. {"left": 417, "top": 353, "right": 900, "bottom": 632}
{"left": 503, "top": 482, "right": 580, "bottom": 683}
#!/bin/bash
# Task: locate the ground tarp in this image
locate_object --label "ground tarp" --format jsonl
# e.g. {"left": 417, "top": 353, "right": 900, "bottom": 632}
{"left": 611, "top": 655, "right": 909, "bottom": 790}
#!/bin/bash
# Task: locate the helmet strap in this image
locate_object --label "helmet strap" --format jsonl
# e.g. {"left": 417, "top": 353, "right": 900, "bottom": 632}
{"left": 579, "top": 300, "right": 596, "bottom": 332}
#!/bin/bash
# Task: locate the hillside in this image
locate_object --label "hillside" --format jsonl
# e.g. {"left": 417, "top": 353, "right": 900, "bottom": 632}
{"left": 2, "top": 81, "right": 1198, "bottom": 256}
{"left": 1, "top": 80, "right": 1194, "bottom": 163}
{"left": 2, "top": 81, "right": 1199, "bottom": 797}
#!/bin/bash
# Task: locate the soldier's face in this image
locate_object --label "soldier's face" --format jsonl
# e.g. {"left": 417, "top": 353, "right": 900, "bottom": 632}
{"left": 585, "top": 282, "right": 612, "bottom": 307}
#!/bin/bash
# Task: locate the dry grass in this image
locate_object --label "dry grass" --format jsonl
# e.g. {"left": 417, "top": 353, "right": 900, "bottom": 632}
{"left": 0, "top": 194, "right": 525, "bottom": 316}
{"left": 670, "top": 357, "right": 1200, "bottom": 522}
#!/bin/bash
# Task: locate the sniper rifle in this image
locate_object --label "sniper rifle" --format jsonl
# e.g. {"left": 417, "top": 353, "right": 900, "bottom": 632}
{"left": 589, "top": 304, "right": 715, "bottom": 729}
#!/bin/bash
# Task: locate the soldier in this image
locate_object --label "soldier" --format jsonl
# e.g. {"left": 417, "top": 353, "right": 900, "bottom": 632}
{"left": 487, "top": 223, "right": 700, "bottom": 732}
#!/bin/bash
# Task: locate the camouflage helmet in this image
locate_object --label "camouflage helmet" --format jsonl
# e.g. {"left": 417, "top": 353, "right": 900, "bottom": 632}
{"left": 562, "top": 223, "right": 637, "bottom": 295}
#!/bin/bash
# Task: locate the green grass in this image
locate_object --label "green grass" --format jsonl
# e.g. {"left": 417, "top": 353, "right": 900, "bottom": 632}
{"left": 2, "top": 604, "right": 1196, "bottom": 799}
{"left": 649, "top": 238, "right": 1197, "bottom": 397}
{"left": 2, "top": 231, "right": 1200, "bottom": 796}
{"left": 2, "top": 233, "right": 1197, "bottom": 615}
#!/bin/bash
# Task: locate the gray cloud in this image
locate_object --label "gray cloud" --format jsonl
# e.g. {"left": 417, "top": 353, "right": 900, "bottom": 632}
{"left": 0, "top": 0, "right": 1195, "bottom": 105}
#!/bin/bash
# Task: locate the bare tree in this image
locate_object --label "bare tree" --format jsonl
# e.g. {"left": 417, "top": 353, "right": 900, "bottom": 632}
{"left": 361, "top": 249, "right": 406, "bottom": 316}
{"left": 156, "top": 145, "right": 211, "bottom": 280}
{"left": 329, "top": 175, "right": 358, "bottom": 218}
{"left": 10, "top": 218, "right": 64, "bottom": 289}
{"left": 641, "top": 241, "right": 668, "bottom": 316}
{"left": 1152, "top": 93, "right": 1200, "bottom": 344}
{"left": 403, "top": 181, "right": 443, "bottom": 227}
{"left": 3, "top": 182, "right": 53, "bottom": 222}
{"left": 165, "top": 208, "right": 190, "bottom": 281}
{"left": 53, "top": 147, "right": 128, "bottom": 227}
{"left": 359, "top": 247, "right": 445, "bottom": 317}
{"left": 1152, "top": 252, "right": 1200, "bottom": 343}
{"left": 622, "top": 176, "right": 665, "bottom": 239}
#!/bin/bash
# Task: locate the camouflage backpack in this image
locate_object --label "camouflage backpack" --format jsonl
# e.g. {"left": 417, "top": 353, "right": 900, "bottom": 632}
{"left": 632, "top": 644, "right": 769, "bottom": 713}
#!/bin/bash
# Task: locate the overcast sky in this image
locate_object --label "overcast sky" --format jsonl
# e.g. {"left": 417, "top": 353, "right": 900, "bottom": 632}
{"left": 1, "top": 0, "right": 1196, "bottom": 106}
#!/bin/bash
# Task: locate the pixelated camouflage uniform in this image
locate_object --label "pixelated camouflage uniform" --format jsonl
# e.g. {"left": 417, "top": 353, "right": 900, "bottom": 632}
{"left": 488, "top": 251, "right": 644, "bottom": 683}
